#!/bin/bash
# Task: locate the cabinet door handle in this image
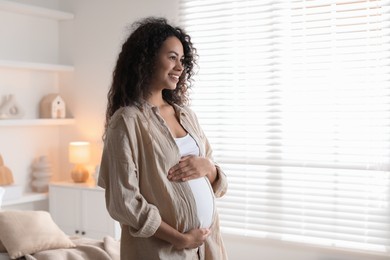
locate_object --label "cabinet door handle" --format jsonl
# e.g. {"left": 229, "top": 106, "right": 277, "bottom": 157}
{"left": 81, "top": 231, "right": 86, "bottom": 235}
{"left": 75, "top": 230, "right": 79, "bottom": 234}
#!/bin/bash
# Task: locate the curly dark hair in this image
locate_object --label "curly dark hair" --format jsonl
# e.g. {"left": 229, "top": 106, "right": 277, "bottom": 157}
{"left": 105, "top": 17, "right": 197, "bottom": 131}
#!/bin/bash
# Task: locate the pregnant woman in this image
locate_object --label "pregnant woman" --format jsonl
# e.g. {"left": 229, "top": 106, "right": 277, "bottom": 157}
{"left": 98, "top": 17, "right": 228, "bottom": 260}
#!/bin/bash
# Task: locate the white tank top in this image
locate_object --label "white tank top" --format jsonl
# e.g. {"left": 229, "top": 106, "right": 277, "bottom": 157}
{"left": 174, "top": 134, "right": 215, "bottom": 228}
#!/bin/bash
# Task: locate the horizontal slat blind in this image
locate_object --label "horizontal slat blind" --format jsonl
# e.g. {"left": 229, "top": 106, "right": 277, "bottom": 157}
{"left": 180, "top": 0, "right": 390, "bottom": 255}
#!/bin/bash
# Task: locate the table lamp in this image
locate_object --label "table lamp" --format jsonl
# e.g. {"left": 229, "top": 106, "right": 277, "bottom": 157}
{"left": 69, "top": 141, "right": 90, "bottom": 183}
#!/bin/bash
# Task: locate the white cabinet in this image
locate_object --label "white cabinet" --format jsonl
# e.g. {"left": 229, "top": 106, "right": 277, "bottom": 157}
{"left": 49, "top": 183, "right": 120, "bottom": 240}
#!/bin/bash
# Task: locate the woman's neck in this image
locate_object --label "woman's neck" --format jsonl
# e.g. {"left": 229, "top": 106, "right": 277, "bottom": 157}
{"left": 146, "top": 92, "right": 167, "bottom": 108}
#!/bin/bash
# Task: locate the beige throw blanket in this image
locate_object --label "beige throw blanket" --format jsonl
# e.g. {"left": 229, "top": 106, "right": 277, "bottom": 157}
{"left": 24, "top": 236, "right": 120, "bottom": 260}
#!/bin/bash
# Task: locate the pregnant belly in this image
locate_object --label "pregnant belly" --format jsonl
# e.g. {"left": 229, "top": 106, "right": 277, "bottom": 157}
{"left": 187, "top": 177, "right": 215, "bottom": 228}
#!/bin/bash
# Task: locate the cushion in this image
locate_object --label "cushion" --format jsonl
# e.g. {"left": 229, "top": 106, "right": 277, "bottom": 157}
{"left": 0, "top": 210, "right": 75, "bottom": 259}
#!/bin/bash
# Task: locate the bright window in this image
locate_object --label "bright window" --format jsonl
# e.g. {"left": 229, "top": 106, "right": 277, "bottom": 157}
{"left": 180, "top": 0, "right": 390, "bottom": 255}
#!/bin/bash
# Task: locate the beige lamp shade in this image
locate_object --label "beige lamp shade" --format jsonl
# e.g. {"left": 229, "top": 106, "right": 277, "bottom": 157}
{"left": 69, "top": 142, "right": 90, "bottom": 164}
{"left": 69, "top": 142, "right": 90, "bottom": 182}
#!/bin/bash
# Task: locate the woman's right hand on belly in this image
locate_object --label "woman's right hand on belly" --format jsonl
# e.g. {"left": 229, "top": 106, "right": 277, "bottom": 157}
{"left": 168, "top": 155, "right": 217, "bottom": 183}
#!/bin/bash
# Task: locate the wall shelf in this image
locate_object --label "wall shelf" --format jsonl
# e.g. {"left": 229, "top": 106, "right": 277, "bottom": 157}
{"left": 0, "top": 1, "right": 76, "bottom": 208}
{"left": 0, "top": 0, "right": 74, "bottom": 20}
{"left": 0, "top": 118, "right": 75, "bottom": 126}
{"left": 2, "top": 192, "right": 48, "bottom": 207}
{"left": 0, "top": 59, "right": 74, "bottom": 72}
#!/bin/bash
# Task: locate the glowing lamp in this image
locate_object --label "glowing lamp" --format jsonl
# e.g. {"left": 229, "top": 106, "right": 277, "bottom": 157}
{"left": 69, "top": 141, "right": 90, "bottom": 183}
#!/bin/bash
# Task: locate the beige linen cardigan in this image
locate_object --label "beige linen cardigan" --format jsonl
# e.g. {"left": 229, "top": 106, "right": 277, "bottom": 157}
{"left": 98, "top": 102, "right": 228, "bottom": 260}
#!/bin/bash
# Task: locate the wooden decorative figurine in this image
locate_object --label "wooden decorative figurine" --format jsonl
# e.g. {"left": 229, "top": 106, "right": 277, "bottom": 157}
{"left": 39, "top": 93, "right": 66, "bottom": 118}
{"left": 0, "top": 154, "right": 14, "bottom": 186}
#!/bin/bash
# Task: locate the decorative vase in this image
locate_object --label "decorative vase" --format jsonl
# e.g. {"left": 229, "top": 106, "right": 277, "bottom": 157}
{"left": 31, "top": 156, "right": 52, "bottom": 192}
{"left": 92, "top": 165, "right": 100, "bottom": 186}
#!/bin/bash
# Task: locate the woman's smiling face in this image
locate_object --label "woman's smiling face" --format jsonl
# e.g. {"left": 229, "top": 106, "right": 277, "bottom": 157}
{"left": 150, "top": 36, "right": 185, "bottom": 92}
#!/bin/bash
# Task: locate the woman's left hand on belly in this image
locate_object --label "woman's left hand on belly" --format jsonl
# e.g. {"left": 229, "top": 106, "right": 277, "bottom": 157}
{"left": 168, "top": 155, "right": 217, "bottom": 183}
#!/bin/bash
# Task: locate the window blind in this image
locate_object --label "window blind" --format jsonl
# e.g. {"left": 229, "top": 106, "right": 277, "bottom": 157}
{"left": 180, "top": 0, "right": 390, "bottom": 255}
